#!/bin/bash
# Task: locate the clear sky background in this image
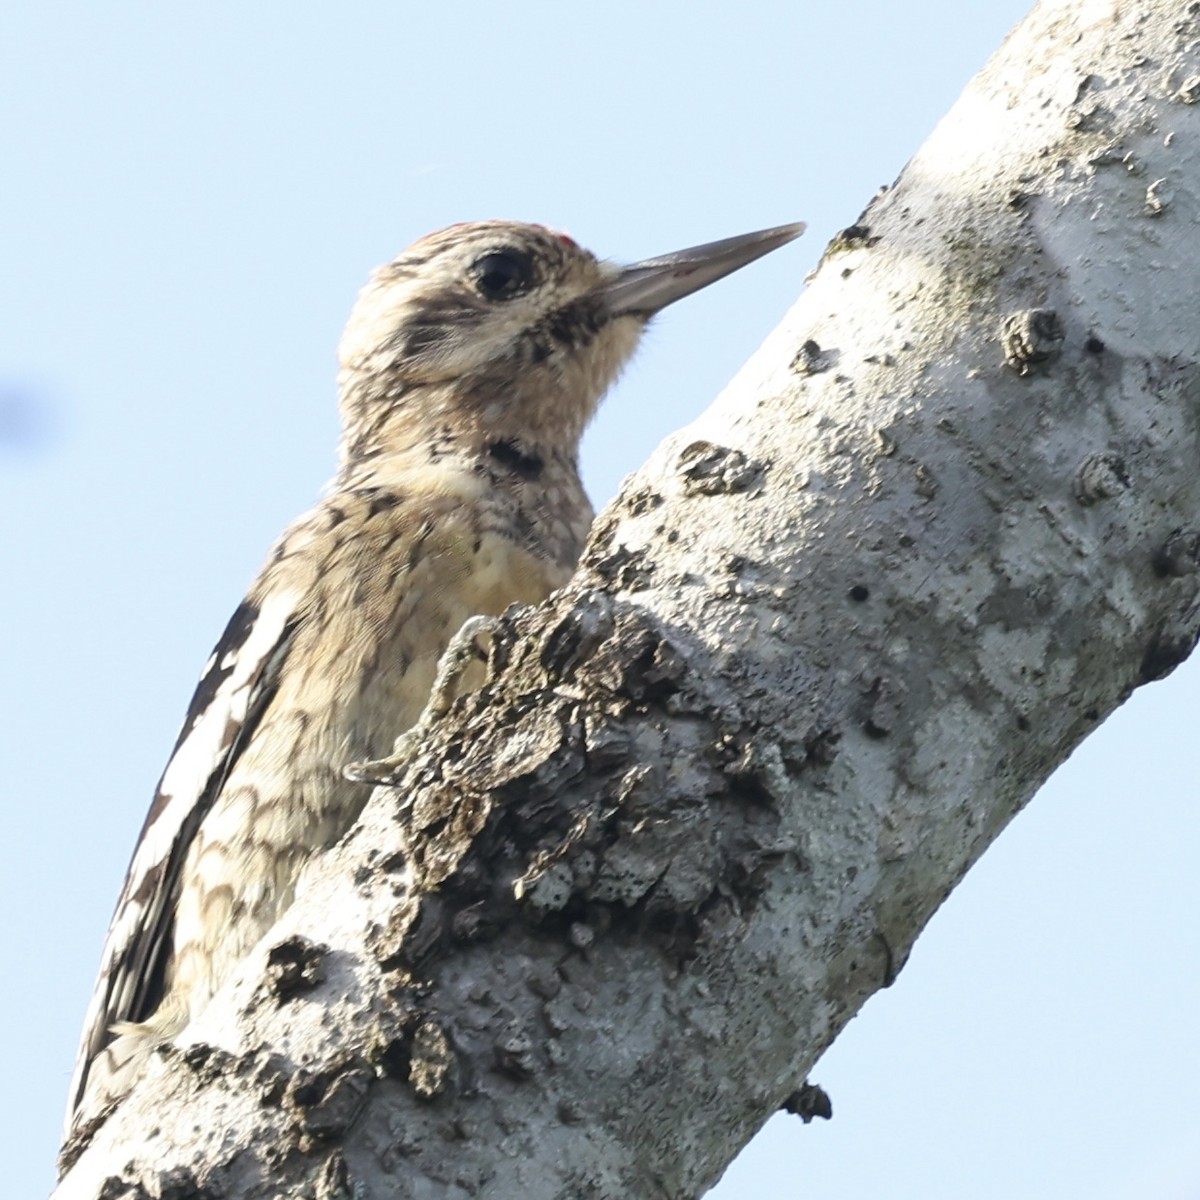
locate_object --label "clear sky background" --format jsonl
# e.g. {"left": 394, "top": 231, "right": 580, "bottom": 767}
{"left": 3, "top": 2, "right": 1197, "bottom": 1196}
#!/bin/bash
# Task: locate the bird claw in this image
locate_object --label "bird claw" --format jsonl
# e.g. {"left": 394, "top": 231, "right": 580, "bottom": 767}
{"left": 343, "top": 614, "right": 497, "bottom": 786}
{"left": 342, "top": 732, "right": 419, "bottom": 786}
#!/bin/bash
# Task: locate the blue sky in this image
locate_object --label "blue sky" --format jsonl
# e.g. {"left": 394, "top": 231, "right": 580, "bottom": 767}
{"left": 4, "top": 3, "right": 1197, "bottom": 1196}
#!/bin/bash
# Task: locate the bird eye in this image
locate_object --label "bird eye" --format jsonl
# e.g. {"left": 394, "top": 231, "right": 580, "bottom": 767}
{"left": 470, "top": 250, "right": 534, "bottom": 301}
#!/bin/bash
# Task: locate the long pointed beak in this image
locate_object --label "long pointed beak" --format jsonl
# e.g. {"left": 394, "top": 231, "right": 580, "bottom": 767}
{"left": 600, "top": 221, "right": 805, "bottom": 317}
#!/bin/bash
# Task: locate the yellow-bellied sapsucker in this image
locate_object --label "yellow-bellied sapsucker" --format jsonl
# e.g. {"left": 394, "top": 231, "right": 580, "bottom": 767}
{"left": 62, "top": 218, "right": 804, "bottom": 1157}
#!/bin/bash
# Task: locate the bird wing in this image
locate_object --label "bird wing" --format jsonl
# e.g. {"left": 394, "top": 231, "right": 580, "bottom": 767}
{"left": 65, "top": 586, "right": 303, "bottom": 1126}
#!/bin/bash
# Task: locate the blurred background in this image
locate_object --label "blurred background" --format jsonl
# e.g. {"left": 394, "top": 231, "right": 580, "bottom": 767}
{"left": 3, "top": 2, "right": 1197, "bottom": 1196}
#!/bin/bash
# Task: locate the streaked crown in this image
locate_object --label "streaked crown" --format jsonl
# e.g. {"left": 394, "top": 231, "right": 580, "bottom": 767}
{"left": 335, "top": 219, "right": 804, "bottom": 466}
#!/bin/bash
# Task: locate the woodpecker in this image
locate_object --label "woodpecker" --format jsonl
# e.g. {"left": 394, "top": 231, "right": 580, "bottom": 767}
{"left": 62, "top": 218, "right": 804, "bottom": 1157}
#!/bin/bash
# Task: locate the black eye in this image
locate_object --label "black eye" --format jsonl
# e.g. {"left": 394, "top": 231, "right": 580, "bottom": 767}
{"left": 470, "top": 250, "right": 534, "bottom": 301}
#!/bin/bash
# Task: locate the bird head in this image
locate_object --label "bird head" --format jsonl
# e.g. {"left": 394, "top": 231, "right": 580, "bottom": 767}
{"left": 336, "top": 219, "right": 804, "bottom": 466}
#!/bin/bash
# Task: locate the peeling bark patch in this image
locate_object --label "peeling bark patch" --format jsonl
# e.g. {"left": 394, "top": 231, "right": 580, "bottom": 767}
{"left": 976, "top": 577, "right": 1056, "bottom": 627}
{"left": 1175, "top": 74, "right": 1200, "bottom": 103}
{"left": 451, "top": 898, "right": 505, "bottom": 941}
{"left": 875, "top": 929, "right": 900, "bottom": 986}
{"left": 369, "top": 895, "right": 446, "bottom": 971}
{"left": 410, "top": 1020, "right": 455, "bottom": 1098}
{"left": 98, "top": 1168, "right": 214, "bottom": 1200}
{"left": 608, "top": 619, "right": 688, "bottom": 707}
{"left": 463, "top": 703, "right": 577, "bottom": 793}
{"left": 1137, "top": 625, "right": 1200, "bottom": 685}
{"left": 791, "top": 338, "right": 833, "bottom": 375}
{"left": 266, "top": 935, "right": 328, "bottom": 1001}
{"left": 538, "top": 589, "right": 617, "bottom": 678}
{"left": 678, "top": 440, "right": 766, "bottom": 496}
{"left": 1088, "top": 144, "right": 1143, "bottom": 172}
{"left": 178, "top": 1041, "right": 238, "bottom": 1085}
{"left": 824, "top": 224, "right": 880, "bottom": 256}
{"left": 589, "top": 542, "right": 654, "bottom": 591}
{"left": 494, "top": 1025, "right": 537, "bottom": 1079}
{"left": 255, "top": 1053, "right": 292, "bottom": 1108}
{"left": 782, "top": 1081, "right": 833, "bottom": 1123}
{"left": 1144, "top": 178, "right": 1173, "bottom": 216}
{"left": 804, "top": 726, "right": 841, "bottom": 766}
{"left": 365, "top": 1003, "right": 428, "bottom": 1080}
{"left": 98, "top": 1178, "right": 151, "bottom": 1200}
{"left": 1074, "top": 452, "right": 1131, "bottom": 504}
{"left": 914, "top": 464, "right": 938, "bottom": 499}
{"left": 569, "top": 920, "right": 595, "bottom": 951}
{"left": 515, "top": 850, "right": 582, "bottom": 912}
{"left": 1153, "top": 529, "right": 1200, "bottom": 577}
{"left": 374, "top": 1034, "right": 413, "bottom": 1081}
{"left": 315, "top": 1150, "right": 353, "bottom": 1200}
{"left": 625, "top": 487, "right": 663, "bottom": 516}
{"left": 1001, "top": 308, "right": 1063, "bottom": 374}
{"left": 287, "top": 1058, "right": 373, "bottom": 1140}
{"left": 861, "top": 676, "right": 901, "bottom": 738}
{"left": 538, "top": 599, "right": 687, "bottom": 706}
{"left": 1067, "top": 100, "right": 1114, "bottom": 134}
{"left": 156, "top": 1168, "right": 214, "bottom": 1200}
{"left": 363, "top": 599, "right": 790, "bottom": 1000}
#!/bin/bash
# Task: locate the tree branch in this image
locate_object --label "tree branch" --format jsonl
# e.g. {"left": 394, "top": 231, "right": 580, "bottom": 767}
{"left": 55, "top": 1, "right": 1200, "bottom": 1195}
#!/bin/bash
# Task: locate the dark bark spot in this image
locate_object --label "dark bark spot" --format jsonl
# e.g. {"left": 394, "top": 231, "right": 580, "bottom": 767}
{"left": 97, "top": 1180, "right": 152, "bottom": 1200}
{"left": 804, "top": 727, "right": 841, "bottom": 767}
{"left": 861, "top": 676, "right": 900, "bottom": 738}
{"left": 678, "top": 440, "right": 765, "bottom": 496}
{"left": 493, "top": 1027, "right": 537, "bottom": 1079}
{"left": 588, "top": 542, "right": 653, "bottom": 591}
{"left": 791, "top": 338, "right": 832, "bottom": 375}
{"left": 1074, "top": 452, "right": 1130, "bottom": 504}
{"left": 316, "top": 1151, "right": 352, "bottom": 1200}
{"left": 1137, "top": 627, "right": 1200, "bottom": 685}
{"left": 782, "top": 1081, "right": 833, "bottom": 1123}
{"left": 266, "top": 935, "right": 328, "bottom": 1001}
{"left": 1002, "top": 308, "right": 1064, "bottom": 375}
{"left": 1153, "top": 529, "right": 1200, "bottom": 578}
{"left": 287, "top": 1058, "right": 374, "bottom": 1139}
{"left": 826, "top": 224, "right": 878, "bottom": 253}
{"left": 409, "top": 1021, "right": 455, "bottom": 1099}
{"left": 369, "top": 896, "right": 447, "bottom": 971}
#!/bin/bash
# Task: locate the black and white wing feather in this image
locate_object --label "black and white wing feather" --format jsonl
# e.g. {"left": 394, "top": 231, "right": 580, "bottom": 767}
{"left": 65, "top": 587, "right": 302, "bottom": 1128}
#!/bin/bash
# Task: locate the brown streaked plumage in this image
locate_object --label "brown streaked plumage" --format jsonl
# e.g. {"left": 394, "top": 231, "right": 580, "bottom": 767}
{"left": 61, "top": 218, "right": 804, "bottom": 1165}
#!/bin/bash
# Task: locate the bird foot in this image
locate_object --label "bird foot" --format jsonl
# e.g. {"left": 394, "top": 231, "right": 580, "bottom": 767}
{"left": 343, "top": 614, "right": 497, "bottom": 785}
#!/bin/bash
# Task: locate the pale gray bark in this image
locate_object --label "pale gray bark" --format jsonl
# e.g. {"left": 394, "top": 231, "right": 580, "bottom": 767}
{"left": 54, "top": 2, "right": 1200, "bottom": 1196}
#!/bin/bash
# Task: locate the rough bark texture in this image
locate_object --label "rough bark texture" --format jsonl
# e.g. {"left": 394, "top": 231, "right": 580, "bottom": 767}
{"left": 54, "top": 1, "right": 1200, "bottom": 1196}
